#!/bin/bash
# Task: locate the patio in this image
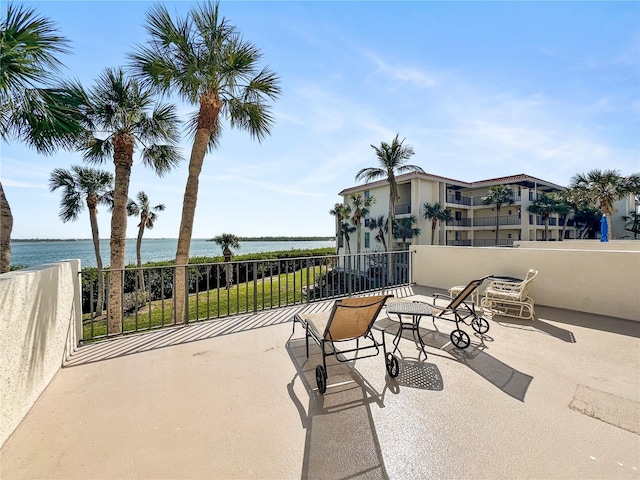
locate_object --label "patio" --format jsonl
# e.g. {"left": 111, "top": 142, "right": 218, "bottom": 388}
{"left": 1, "top": 285, "right": 639, "bottom": 479}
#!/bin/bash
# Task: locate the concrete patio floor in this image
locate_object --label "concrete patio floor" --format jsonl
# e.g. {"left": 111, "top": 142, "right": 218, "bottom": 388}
{"left": 1, "top": 285, "right": 639, "bottom": 479}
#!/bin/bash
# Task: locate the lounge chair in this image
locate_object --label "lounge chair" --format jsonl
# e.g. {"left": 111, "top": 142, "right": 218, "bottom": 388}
{"left": 426, "top": 275, "right": 492, "bottom": 349}
{"left": 292, "top": 295, "right": 395, "bottom": 393}
{"left": 481, "top": 269, "right": 538, "bottom": 320}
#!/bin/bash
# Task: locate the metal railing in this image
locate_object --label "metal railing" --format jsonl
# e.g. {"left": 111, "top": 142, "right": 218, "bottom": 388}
{"left": 473, "top": 215, "right": 521, "bottom": 227}
{"left": 446, "top": 194, "right": 472, "bottom": 206}
{"left": 80, "top": 251, "right": 412, "bottom": 342}
{"left": 447, "top": 218, "right": 472, "bottom": 227}
{"left": 395, "top": 204, "right": 411, "bottom": 215}
{"left": 473, "top": 239, "right": 514, "bottom": 247}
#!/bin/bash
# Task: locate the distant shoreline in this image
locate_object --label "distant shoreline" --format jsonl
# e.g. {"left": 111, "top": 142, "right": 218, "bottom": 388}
{"left": 13, "top": 236, "right": 334, "bottom": 243}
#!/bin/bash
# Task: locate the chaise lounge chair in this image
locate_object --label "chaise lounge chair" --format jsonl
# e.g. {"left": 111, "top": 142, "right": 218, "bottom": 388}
{"left": 292, "top": 295, "right": 395, "bottom": 393}
{"left": 481, "top": 269, "right": 538, "bottom": 320}
{"left": 426, "top": 275, "right": 492, "bottom": 349}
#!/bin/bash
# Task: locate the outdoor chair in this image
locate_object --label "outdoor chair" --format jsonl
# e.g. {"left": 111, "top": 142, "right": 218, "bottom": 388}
{"left": 292, "top": 295, "right": 395, "bottom": 393}
{"left": 426, "top": 275, "right": 492, "bottom": 350}
{"left": 481, "top": 269, "right": 538, "bottom": 320}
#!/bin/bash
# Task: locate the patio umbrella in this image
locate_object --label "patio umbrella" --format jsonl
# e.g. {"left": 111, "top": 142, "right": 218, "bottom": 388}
{"left": 600, "top": 215, "right": 609, "bottom": 242}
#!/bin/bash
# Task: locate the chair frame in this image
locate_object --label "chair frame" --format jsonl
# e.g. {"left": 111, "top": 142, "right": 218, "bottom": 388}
{"left": 426, "top": 275, "right": 492, "bottom": 349}
{"left": 481, "top": 270, "right": 538, "bottom": 320}
{"left": 292, "top": 295, "right": 395, "bottom": 393}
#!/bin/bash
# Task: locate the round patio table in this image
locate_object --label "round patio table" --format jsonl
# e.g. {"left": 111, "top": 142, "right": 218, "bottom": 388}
{"left": 385, "top": 301, "right": 432, "bottom": 359}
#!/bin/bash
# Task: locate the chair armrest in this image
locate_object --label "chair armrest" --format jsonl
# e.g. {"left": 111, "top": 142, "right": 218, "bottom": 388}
{"left": 486, "top": 280, "right": 523, "bottom": 291}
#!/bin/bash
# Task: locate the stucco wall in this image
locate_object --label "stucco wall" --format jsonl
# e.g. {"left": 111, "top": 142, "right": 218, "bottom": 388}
{"left": 0, "top": 261, "right": 81, "bottom": 447}
{"left": 515, "top": 240, "right": 640, "bottom": 251}
{"left": 411, "top": 246, "right": 639, "bottom": 322}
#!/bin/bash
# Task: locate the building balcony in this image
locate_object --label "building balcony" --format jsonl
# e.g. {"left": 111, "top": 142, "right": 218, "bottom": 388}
{"left": 473, "top": 215, "right": 521, "bottom": 227}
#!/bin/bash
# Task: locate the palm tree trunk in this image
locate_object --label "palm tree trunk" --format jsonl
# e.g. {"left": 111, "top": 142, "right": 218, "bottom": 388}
{"left": 88, "top": 204, "right": 104, "bottom": 316}
{"left": 431, "top": 219, "right": 437, "bottom": 245}
{"left": 544, "top": 217, "right": 549, "bottom": 241}
{"left": 173, "top": 133, "right": 206, "bottom": 323}
{"left": 136, "top": 224, "right": 145, "bottom": 292}
{"left": 387, "top": 198, "right": 394, "bottom": 285}
{"left": 0, "top": 182, "right": 13, "bottom": 273}
{"left": 108, "top": 135, "right": 134, "bottom": 335}
{"left": 560, "top": 215, "right": 567, "bottom": 241}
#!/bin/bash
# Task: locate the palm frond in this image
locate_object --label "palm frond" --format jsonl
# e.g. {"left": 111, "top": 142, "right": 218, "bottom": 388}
{"left": 140, "top": 144, "right": 182, "bottom": 176}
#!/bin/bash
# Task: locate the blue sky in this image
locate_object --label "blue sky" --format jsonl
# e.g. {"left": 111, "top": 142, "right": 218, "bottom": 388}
{"left": 2, "top": 1, "right": 639, "bottom": 239}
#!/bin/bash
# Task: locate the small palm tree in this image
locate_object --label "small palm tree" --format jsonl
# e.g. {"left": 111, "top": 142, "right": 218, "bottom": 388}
{"left": 340, "top": 222, "right": 357, "bottom": 255}
{"left": 393, "top": 215, "right": 421, "bottom": 250}
{"left": 0, "top": 4, "right": 81, "bottom": 272}
{"left": 130, "top": 1, "right": 280, "bottom": 318}
{"left": 482, "top": 185, "right": 514, "bottom": 244}
{"left": 368, "top": 215, "right": 388, "bottom": 251}
{"left": 49, "top": 165, "right": 113, "bottom": 316}
{"left": 528, "top": 193, "right": 557, "bottom": 241}
{"left": 622, "top": 211, "right": 640, "bottom": 239}
{"left": 212, "top": 233, "right": 240, "bottom": 289}
{"left": 70, "top": 67, "right": 181, "bottom": 333}
{"left": 350, "top": 193, "right": 375, "bottom": 257}
{"left": 570, "top": 169, "right": 639, "bottom": 240}
{"left": 356, "top": 134, "right": 424, "bottom": 279}
{"left": 329, "top": 203, "right": 351, "bottom": 255}
{"left": 127, "top": 191, "right": 165, "bottom": 291}
{"left": 422, "top": 202, "right": 452, "bottom": 245}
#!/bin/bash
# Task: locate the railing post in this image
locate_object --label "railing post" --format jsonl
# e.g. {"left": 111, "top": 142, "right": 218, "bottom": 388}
{"left": 253, "top": 260, "right": 258, "bottom": 313}
{"left": 184, "top": 265, "right": 189, "bottom": 324}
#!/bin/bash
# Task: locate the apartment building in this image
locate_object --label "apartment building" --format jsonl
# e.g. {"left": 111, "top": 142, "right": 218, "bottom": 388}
{"left": 338, "top": 172, "right": 579, "bottom": 251}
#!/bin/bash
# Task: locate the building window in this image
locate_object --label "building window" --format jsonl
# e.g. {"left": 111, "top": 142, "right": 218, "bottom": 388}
{"left": 364, "top": 190, "right": 370, "bottom": 198}
{"left": 365, "top": 218, "right": 370, "bottom": 227}
{"left": 364, "top": 232, "right": 370, "bottom": 248}
{"left": 455, "top": 211, "right": 462, "bottom": 221}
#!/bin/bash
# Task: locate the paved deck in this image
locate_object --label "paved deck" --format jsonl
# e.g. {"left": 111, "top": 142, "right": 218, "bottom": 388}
{"left": 1, "top": 285, "right": 639, "bottom": 479}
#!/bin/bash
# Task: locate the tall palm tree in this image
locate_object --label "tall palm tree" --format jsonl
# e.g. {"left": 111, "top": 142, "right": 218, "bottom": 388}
{"left": 482, "top": 185, "right": 514, "bottom": 244}
{"left": 212, "top": 233, "right": 240, "bottom": 289}
{"left": 355, "top": 134, "right": 423, "bottom": 279}
{"left": 329, "top": 203, "right": 351, "bottom": 255}
{"left": 49, "top": 165, "right": 113, "bottom": 315}
{"left": 350, "top": 193, "right": 375, "bottom": 257}
{"left": 527, "top": 193, "right": 557, "bottom": 241}
{"left": 71, "top": 67, "right": 181, "bottom": 333}
{"left": 547, "top": 191, "right": 571, "bottom": 241}
{"left": 422, "top": 202, "right": 452, "bottom": 245}
{"left": 1, "top": 4, "right": 80, "bottom": 273}
{"left": 130, "top": 1, "right": 281, "bottom": 320}
{"left": 127, "top": 191, "right": 165, "bottom": 291}
{"left": 339, "top": 222, "right": 357, "bottom": 255}
{"left": 569, "top": 169, "right": 638, "bottom": 241}
{"left": 393, "top": 215, "right": 421, "bottom": 250}
{"left": 368, "top": 215, "right": 388, "bottom": 251}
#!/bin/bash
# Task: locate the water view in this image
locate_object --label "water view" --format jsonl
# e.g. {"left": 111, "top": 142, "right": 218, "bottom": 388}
{"left": 11, "top": 238, "right": 335, "bottom": 268}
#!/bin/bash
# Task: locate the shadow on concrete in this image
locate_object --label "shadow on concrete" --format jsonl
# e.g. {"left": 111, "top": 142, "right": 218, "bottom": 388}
{"left": 286, "top": 337, "right": 390, "bottom": 480}
{"left": 535, "top": 305, "right": 639, "bottom": 339}
{"left": 376, "top": 317, "right": 532, "bottom": 402}
{"left": 492, "top": 315, "right": 577, "bottom": 343}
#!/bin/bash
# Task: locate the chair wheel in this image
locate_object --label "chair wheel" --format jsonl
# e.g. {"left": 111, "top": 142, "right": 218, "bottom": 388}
{"left": 472, "top": 317, "right": 490, "bottom": 334}
{"left": 451, "top": 329, "right": 471, "bottom": 349}
{"left": 316, "top": 365, "right": 327, "bottom": 394}
{"left": 386, "top": 353, "right": 399, "bottom": 378}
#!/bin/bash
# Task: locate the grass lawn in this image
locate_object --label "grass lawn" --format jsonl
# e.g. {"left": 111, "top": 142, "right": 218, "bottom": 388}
{"left": 83, "top": 268, "right": 316, "bottom": 340}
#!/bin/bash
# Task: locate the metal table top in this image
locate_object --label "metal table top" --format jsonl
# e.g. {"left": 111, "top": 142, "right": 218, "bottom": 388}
{"left": 386, "top": 301, "right": 432, "bottom": 316}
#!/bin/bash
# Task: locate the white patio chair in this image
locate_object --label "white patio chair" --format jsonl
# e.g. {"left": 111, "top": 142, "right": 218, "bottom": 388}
{"left": 481, "top": 269, "right": 538, "bottom": 320}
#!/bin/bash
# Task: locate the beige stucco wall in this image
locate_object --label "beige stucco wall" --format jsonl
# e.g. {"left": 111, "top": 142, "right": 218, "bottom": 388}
{"left": 515, "top": 240, "right": 640, "bottom": 251}
{"left": 0, "top": 260, "right": 82, "bottom": 447}
{"left": 411, "top": 245, "right": 639, "bottom": 322}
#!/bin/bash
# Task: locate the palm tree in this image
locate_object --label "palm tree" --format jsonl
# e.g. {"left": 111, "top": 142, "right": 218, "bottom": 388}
{"left": 422, "top": 202, "right": 452, "bottom": 245}
{"left": 482, "top": 185, "right": 514, "bottom": 244}
{"left": 393, "top": 215, "right": 421, "bottom": 250}
{"left": 329, "top": 203, "right": 351, "bottom": 255}
{"left": 212, "top": 233, "right": 240, "bottom": 289}
{"left": 350, "top": 193, "right": 375, "bottom": 257}
{"left": 527, "top": 193, "right": 557, "bottom": 241}
{"left": 49, "top": 165, "right": 113, "bottom": 315}
{"left": 130, "top": 1, "right": 281, "bottom": 321}
{"left": 622, "top": 211, "right": 640, "bottom": 239}
{"left": 127, "top": 191, "right": 165, "bottom": 291}
{"left": 72, "top": 68, "right": 181, "bottom": 333}
{"left": 368, "top": 215, "right": 388, "bottom": 251}
{"left": 355, "top": 134, "right": 424, "bottom": 279}
{"left": 0, "top": 4, "right": 80, "bottom": 273}
{"left": 546, "top": 191, "right": 572, "bottom": 241}
{"left": 570, "top": 169, "right": 639, "bottom": 241}
{"left": 339, "top": 222, "right": 357, "bottom": 255}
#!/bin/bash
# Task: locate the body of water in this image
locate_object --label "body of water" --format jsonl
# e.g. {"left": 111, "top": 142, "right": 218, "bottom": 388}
{"left": 11, "top": 238, "right": 336, "bottom": 268}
